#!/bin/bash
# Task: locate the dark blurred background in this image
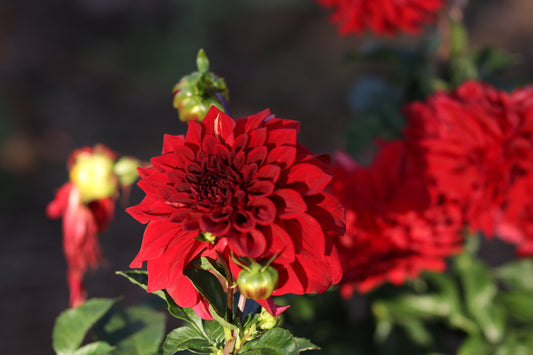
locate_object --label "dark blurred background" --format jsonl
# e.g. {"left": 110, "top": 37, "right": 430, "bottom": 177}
{"left": 1, "top": 0, "right": 532, "bottom": 353}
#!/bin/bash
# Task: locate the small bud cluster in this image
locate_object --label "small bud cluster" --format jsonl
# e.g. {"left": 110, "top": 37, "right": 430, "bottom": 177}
{"left": 172, "top": 49, "right": 229, "bottom": 123}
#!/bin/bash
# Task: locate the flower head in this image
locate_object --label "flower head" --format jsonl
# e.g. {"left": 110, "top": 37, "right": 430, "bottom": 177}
{"left": 330, "top": 141, "right": 463, "bottom": 297}
{"left": 404, "top": 81, "right": 533, "bottom": 254}
{"left": 128, "top": 106, "right": 344, "bottom": 318}
{"left": 316, "top": 0, "right": 445, "bottom": 36}
{"left": 47, "top": 145, "right": 116, "bottom": 307}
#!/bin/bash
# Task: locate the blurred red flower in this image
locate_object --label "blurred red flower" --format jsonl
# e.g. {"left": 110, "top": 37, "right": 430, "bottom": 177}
{"left": 315, "top": 0, "right": 444, "bottom": 36}
{"left": 47, "top": 146, "right": 116, "bottom": 307}
{"left": 404, "top": 81, "right": 533, "bottom": 254}
{"left": 128, "top": 106, "right": 344, "bottom": 318}
{"left": 330, "top": 141, "right": 462, "bottom": 297}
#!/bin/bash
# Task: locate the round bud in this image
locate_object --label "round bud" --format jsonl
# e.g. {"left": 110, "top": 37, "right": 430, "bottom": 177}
{"left": 237, "top": 263, "right": 278, "bottom": 300}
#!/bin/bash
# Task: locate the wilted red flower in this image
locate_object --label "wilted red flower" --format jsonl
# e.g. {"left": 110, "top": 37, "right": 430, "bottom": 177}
{"left": 127, "top": 106, "right": 344, "bottom": 319}
{"left": 330, "top": 141, "right": 463, "bottom": 297}
{"left": 315, "top": 0, "right": 444, "bottom": 36}
{"left": 47, "top": 146, "right": 116, "bottom": 307}
{"left": 404, "top": 81, "right": 533, "bottom": 254}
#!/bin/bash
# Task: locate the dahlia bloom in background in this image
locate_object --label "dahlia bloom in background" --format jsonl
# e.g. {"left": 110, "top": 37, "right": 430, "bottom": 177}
{"left": 127, "top": 106, "right": 345, "bottom": 319}
{"left": 315, "top": 0, "right": 445, "bottom": 36}
{"left": 330, "top": 141, "right": 463, "bottom": 298}
{"left": 47, "top": 145, "right": 117, "bottom": 307}
{"left": 404, "top": 81, "right": 533, "bottom": 255}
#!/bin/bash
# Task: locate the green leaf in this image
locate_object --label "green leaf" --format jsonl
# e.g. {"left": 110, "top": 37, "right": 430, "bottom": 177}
{"left": 95, "top": 306, "right": 165, "bottom": 355}
{"left": 199, "top": 256, "right": 227, "bottom": 282}
{"left": 72, "top": 342, "right": 114, "bottom": 355}
{"left": 162, "top": 325, "right": 213, "bottom": 355}
{"left": 495, "top": 335, "right": 530, "bottom": 355}
{"left": 116, "top": 270, "right": 207, "bottom": 334}
{"left": 457, "top": 335, "right": 489, "bottom": 355}
{"left": 116, "top": 271, "right": 166, "bottom": 300}
{"left": 240, "top": 328, "right": 298, "bottom": 355}
{"left": 494, "top": 259, "right": 533, "bottom": 293}
{"left": 203, "top": 318, "right": 225, "bottom": 346}
{"left": 53, "top": 298, "right": 118, "bottom": 355}
{"left": 184, "top": 267, "right": 227, "bottom": 318}
{"left": 450, "top": 21, "right": 469, "bottom": 56}
{"left": 294, "top": 337, "right": 320, "bottom": 352}
{"left": 498, "top": 292, "right": 533, "bottom": 322}
{"left": 455, "top": 253, "right": 505, "bottom": 343}
{"left": 472, "top": 46, "right": 514, "bottom": 81}
{"left": 209, "top": 304, "right": 238, "bottom": 331}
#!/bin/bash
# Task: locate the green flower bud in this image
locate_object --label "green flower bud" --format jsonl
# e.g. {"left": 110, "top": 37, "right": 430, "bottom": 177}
{"left": 257, "top": 307, "right": 279, "bottom": 330}
{"left": 70, "top": 151, "right": 117, "bottom": 203}
{"left": 237, "top": 263, "right": 278, "bottom": 300}
{"left": 172, "top": 49, "right": 229, "bottom": 123}
{"left": 113, "top": 156, "right": 141, "bottom": 187}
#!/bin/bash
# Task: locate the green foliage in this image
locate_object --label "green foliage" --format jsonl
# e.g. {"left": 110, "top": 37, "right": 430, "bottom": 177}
{"left": 184, "top": 267, "right": 227, "bottom": 318}
{"left": 52, "top": 298, "right": 117, "bottom": 355}
{"left": 95, "top": 306, "right": 166, "bottom": 355}
{"left": 239, "top": 328, "right": 299, "bottom": 355}
{"left": 162, "top": 325, "right": 221, "bottom": 355}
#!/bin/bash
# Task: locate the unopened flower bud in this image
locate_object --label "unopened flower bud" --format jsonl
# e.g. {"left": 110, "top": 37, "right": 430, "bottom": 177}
{"left": 69, "top": 150, "right": 117, "bottom": 203}
{"left": 172, "top": 49, "right": 229, "bottom": 123}
{"left": 237, "top": 263, "right": 278, "bottom": 300}
{"left": 114, "top": 156, "right": 140, "bottom": 187}
{"left": 257, "top": 307, "right": 278, "bottom": 330}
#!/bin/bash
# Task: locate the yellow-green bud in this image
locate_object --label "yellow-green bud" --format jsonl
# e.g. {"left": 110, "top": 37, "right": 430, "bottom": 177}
{"left": 114, "top": 156, "right": 140, "bottom": 186}
{"left": 237, "top": 263, "right": 278, "bottom": 300}
{"left": 172, "top": 49, "right": 229, "bottom": 123}
{"left": 257, "top": 307, "right": 278, "bottom": 330}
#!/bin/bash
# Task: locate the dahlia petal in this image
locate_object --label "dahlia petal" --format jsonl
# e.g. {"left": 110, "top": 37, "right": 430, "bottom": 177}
{"left": 266, "top": 146, "right": 296, "bottom": 169}
{"left": 162, "top": 134, "right": 185, "bottom": 154}
{"left": 257, "top": 165, "right": 280, "bottom": 183}
{"left": 145, "top": 258, "right": 170, "bottom": 291}
{"left": 203, "top": 107, "right": 235, "bottom": 144}
{"left": 305, "top": 193, "right": 345, "bottom": 235}
{"left": 248, "top": 127, "right": 267, "bottom": 147}
{"left": 244, "top": 109, "right": 271, "bottom": 133}
{"left": 266, "top": 223, "right": 295, "bottom": 263}
{"left": 167, "top": 273, "right": 200, "bottom": 308}
{"left": 87, "top": 197, "right": 115, "bottom": 232}
{"left": 185, "top": 120, "right": 203, "bottom": 144}
{"left": 231, "top": 210, "right": 256, "bottom": 233}
{"left": 246, "top": 146, "right": 267, "bottom": 166}
{"left": 126, "top": 198, "right": 175, "bottom": 224}
{"left": 256, "top": 298, "right": 290, "bottom": 317}
{"left": 202, "top": 135, "right": 219, "bottom": 155}
{"left": 192, "top": 298, "right": 214, "bottom": 320}
{"left": 171, "top": 146, "right": 196, "bottom": 167}
{"left": 131, "top": 220, "right": 182, "bottom": 264}
{"left": 210, "top": 206, "right": 233, "bottom": 222}
{"left": 227, "top": 229, "right": 267, "bottom": 258}
{"left": 286, "top": 213, "right": 326, "bottom": 255}
{"left": 243, "top": 163, "right": 258, "bottom": 183}
{"left": 285, "top": 163, "right": 332, "bottom": 196}
{"left": 233, "top": 133, "right": 249, "bottom": 152}
{"left": 248, "top": 197, "right": 276, "bottom": 225}
{"left": 47, "top": 183, "right": 73, "bottom": 219}
{"left": 267, "top": 129, "right": 296, "bottom": 146}
{"left": 200, "top": 215, "right": 231, "bottom": 235}
{"left": 215, "top": 143, "right": 231, "bottom": 161}
{"left": 271, "top": 188, "right": 307, "bottom": 219}
{"left": 248, "top": 180, "right": 275, "bottom": 196}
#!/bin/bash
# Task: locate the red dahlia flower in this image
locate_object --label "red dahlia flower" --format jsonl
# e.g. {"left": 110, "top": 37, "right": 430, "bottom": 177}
{"left": 316, "top": 0, "right": 445, "bottom": 36}
{"left": 47, "top": 146, "right": 116, "bottom": 307}
{"left": 127, "top": 106, "right": 344, "bottom": 319}
{"left": 404, "top": 81, "right": 533, "bottom": 254}
{"left": 330, "top": 141, "right": 463, "bottom": 297}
